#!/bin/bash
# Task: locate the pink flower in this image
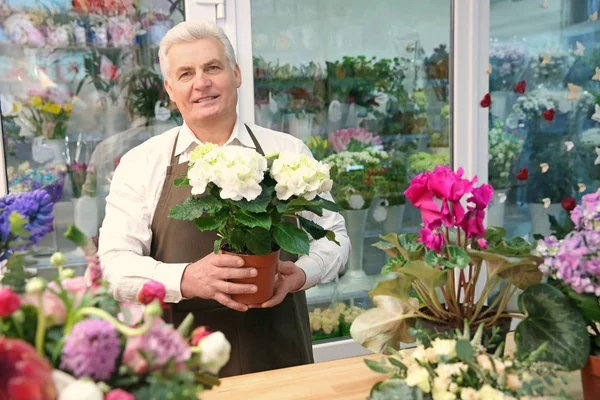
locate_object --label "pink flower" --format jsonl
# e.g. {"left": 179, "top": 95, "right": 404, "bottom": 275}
{"left": 0, "top": 288, "right": 20, "bottom": 317}
{"left": 417, "top": 227, "right": 445, "bottom": 253}
{"left": 105, "top": 389, "right": 135, "bottom": 400}
{"left": 21, "top": 290, "right": 67, "bottom": 326}
{"left": 191, "top": 326, "right": 213, "bottom": 346}
{"left": 477, "top": 238, "right": 488, "bottom": 249}
{"left": 468, "top": 184, "right": 494, "bottom": 209}
{"left": 118, "top": 303, "right": 145, "bottom": 327}
{"left": 461, "top": 209, "right": 486, "bottom": 239}
{"left": 137, "top": 280, "right": 166, "bottom": 306}
{"left": 84, "top": 254, "right": 102, "bottom": 288}
{"left": 404, "top": 173, "right": 442, "bottom": 225}
{"left": 329, "top": 128, "right": 382, "bottom": 152}
{"left": 100, "top": 55, "right": 120, "bottom": 81}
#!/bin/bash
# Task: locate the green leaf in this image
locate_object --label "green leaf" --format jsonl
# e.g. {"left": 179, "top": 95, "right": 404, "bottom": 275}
{"left": 369, "top": 276, "right": 415, "bottom": 302}
{"left": 228, "top": 229, "right": 247, "bottom": 250}
{"left": 423, "top": 250, "right": 438, "bottom": 266}
{"left": 233, "top": 210, "right": 272, "bottom": 230}
{"left": 399, "top": 261, "right": 448, "bottom": 293}
{"left": 245, "top": 227, "right": 273, "bottom": 255}
{"left": 325, "top": 231, "right": 340, "bottom": 246}
{"left": 387, "top": 357, "right": 407, "bottom": 371}
{"left": 565, "top": 288, "right": 600, "bottom": 324}
{"left": 213, "top": 237, "right": 223, "bottom": 254}
{"left": 456, "top": 339, "right": 474, "bottom": 362}
{"left": 516, "top": 283, "right": 590, "bottom": 370}
{"left": 298, "top": 216, "right": 328, "bottom": 240}
{"left": 484, "top": 226, "right": 507, "bottom": 247}
{"left": 194, "top": 212, "right": 228, "bottom": 231}
{"left": 373, "top": 240, "right": 399, "bottom": 258}
{"left": 169, "top": 195, "right": 222, "bottom": 220}
{"left": 368, "top": 378, "right": 424, "bottom": 400}
{"left": 446, "top": 245, "right": 470, "bottom": 269}
{"left": 273, "top": 221, "right": 310, "bottom": 255}
{"left": 232, "top": 185, "right": 274, "bottom": 213}
{"left": 173, "top": 177, "right": 190, "bottom": 187}
{"left": 364, "top": 358, "right": 394, "bottom": 374}
{"left": 398, "top": 234, "right": 424, "bottom": 257}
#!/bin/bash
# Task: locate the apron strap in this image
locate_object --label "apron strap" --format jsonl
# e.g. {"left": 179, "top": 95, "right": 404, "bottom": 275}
{"left": 244, "top": 124, "right": 265, "bottom": 156}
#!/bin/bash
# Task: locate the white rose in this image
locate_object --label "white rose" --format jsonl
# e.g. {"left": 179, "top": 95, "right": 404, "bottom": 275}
{"left": 405, "top": 364, "right": 431, "bottom": 393}
{"left": 58, "top": 380, "right": 103, "bottom": 400}
{"left": 476, "top": 354, "right": 493, "bottom": 372}
{"left": 477, "top": 384, "right": 504, "bottom": 400}
{"left": 460, "top": 387, "right": 480, "bottom": 400}
{"left": 432, "top": 389, "right": 457, "bottom": 400}
{"left": 506, "top": 373, "right": 522, "bottom": 390}
{"left": 432, "top": 339, "right": 457, "bottom": 359}
{"left": 436, "top": 363, "right": 467, "bottom": 378}
{"left": 199, "top": 331, "right": 232, "bottom": 375}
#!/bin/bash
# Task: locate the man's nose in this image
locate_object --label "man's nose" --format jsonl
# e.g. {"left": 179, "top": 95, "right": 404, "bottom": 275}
{"left": 192, "top": 73, "right": 211, "bottom": 90}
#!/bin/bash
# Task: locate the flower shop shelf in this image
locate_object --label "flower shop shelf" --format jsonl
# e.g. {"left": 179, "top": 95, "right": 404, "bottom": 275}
{"left": 203, "top": 334, "right": 583, "bottom": 400}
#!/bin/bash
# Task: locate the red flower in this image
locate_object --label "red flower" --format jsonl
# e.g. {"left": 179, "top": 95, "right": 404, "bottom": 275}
{"left": 137, "top": 280, "right": 166, "bottom": 306}
{"left": 516, "top": 168, "right": 528, "bottom": 181}
{"left": 0, "top": 288, "right": 20, "bottom": 317}
{"left": 480, "top": 93, "right": 491, "bottom": 108}
{"left": 191, "top": 326, "right": 214, "bottom": 346}
{"left": 543, "top": 108, "right": 555, "bottom": 121}
{"left": 561, "top": 197, "right": 577, "bottom": 212}
{"left": 514, "top": 80, "right": 526, "bottom": 94}
{"left": 0, "top": 338, "right": 57, "bottom": 400}
{"left": 105, "top": 389, "right": 136, "bottom": 400}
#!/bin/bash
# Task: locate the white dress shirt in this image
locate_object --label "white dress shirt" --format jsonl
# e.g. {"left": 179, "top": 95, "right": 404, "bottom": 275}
{"left": 98, "top": 119, "right": 350, "bottom": 303}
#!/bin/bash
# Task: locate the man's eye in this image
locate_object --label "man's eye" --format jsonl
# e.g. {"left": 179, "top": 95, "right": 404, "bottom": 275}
{"left": 180, "top": 72, "right": 190, "bottom": 79}
{"left": 208, "top": 65, "right": 220, "bottom": 71}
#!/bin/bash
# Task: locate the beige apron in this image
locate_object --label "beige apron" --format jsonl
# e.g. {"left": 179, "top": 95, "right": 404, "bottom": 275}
{"left": 149, "top": 125, "right": 314, "bottom": 377}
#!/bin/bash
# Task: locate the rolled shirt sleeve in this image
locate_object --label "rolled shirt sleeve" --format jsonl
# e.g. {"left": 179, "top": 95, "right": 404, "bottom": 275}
{"left": 98, "top": 146, "right": 188, "bottom": 303}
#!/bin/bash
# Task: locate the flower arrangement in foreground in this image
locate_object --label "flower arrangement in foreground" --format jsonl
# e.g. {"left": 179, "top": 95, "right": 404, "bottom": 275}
{"left": 350, "top": 166, "right": 543, "bottom": 353}
{"left": 364, "top": 322, "right": 564, "bottom": 400}
{"left": 169, "top": 143, "right": 341, "bottom": 256}
{"left": 514, "top": 190, "right": 600, "bottom": 371}
{"left": 0, "top": 234, "right": 231, "bottom": 399}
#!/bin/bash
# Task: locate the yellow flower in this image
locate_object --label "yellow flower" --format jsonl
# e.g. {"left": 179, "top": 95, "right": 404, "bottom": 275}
{"left": 42, "top": 102, "right": 61, "bottom": 115}
{"left": 29, "top": 96, "right": 42, "bottom": 108}
{"left": 12, "top": 101, "right": 22, "bottom": 113}
{"left": 477, "top": 385, "right": 504, "bottom": 400}
{"left": 405, "top": 364, "right": 431, "bottom": 393}
{"left": 64, "top": 103, "right": 72, "bottom": 113}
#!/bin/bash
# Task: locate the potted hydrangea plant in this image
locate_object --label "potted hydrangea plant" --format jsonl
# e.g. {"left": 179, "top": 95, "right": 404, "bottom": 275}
{"left": 169, "top": 143, "right": 341, "bottom": 305}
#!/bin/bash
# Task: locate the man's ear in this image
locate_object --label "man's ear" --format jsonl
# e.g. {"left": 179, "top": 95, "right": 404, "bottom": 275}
{"left": 234, "top": 64, "right": 242, "bottom": 88}
{"left": 164, "top": 78, "right": 175, "bottom": 102}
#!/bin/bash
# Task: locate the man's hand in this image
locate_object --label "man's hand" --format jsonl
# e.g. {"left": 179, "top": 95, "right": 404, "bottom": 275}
{"left": 255, "top": 261, "right": 306, "bottom": 309}
{"left": 180, "top": 252, "right": 258, "bottom": 312}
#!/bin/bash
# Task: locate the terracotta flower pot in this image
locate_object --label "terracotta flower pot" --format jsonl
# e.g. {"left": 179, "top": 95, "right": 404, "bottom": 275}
{"left": 227, "top": 250, "right": 279, "bottom": 305}
{"left": 582, "top": 355, "right": 600, "bottom": 400}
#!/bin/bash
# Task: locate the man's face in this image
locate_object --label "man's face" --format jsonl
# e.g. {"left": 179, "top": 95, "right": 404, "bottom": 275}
{"left": 164, "top": 38, "right": 241, "bottom": 125}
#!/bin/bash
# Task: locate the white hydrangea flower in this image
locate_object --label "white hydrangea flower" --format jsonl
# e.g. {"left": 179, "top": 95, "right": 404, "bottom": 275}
{"left": 269, "top": 152, "right": 333, "bottom": 200}
{"left": 187, "top": 145, "right": 268, "bottom": 201}
{"left": 405, "top": 364, "right": 431, "bottom": 393}
{"left": 198, "top": 331, "right": 232, "bottom": 375}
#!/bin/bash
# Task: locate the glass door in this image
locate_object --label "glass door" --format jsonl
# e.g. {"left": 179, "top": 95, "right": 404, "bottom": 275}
{"left": 0, "top": 0, "right": 185, "bottom": 269}
{"left": 240, "top": 0, "right": 453, "bottom": 345}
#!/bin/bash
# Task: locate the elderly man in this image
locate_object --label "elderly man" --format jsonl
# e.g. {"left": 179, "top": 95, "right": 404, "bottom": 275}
{"left": 98, "top": 21, "right": 350, "bottom": 377}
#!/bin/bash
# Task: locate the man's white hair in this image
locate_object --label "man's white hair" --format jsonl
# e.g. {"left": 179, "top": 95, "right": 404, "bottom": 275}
{"left": 158, "top": 21, "right": 237, "bottom": 80}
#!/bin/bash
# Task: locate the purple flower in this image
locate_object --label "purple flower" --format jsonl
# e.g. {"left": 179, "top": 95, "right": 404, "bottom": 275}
{"left": 571, "top": 190, "right": 600, "bottom": 231}
{"left": 60, "top": 319, "right": 121, "bottom": 380}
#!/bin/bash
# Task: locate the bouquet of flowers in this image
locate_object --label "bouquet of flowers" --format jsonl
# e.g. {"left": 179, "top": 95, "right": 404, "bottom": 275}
{"left": 7, "top": 162, "right": 66, "bottom": 203}
{"left": 515, "top": 190, "right": 600, "bottom": 371}
{"left": 489, "top": 43, "right": 527, "bottom": 91}
{"left": 169, "top": 144, "right": 340, "bottom": 256}
{"left": 323, "top": 148, "right": 389, "bottom": 210}
{"left": 529, "top": 52, "right": 574, "bottom": 86}
{"left": 488, "top": 123, "right": 524, "bottom": 190}
{"left": 305, "top": 135, "right": 332, "bottom": 161}
{"left": 14, "top": 89, "right": 73, "bottom": 139}
{"left": 350, "top": 166, "right": 543, "bottom": 353}
{"left": 364, "top": 322, "right": 560, "bottom": 400}
{"left": 511, "top": 89, "right": 563, "bottom": 121}
{"left": 0, "top": 232, "right": 231, "bottom": 399}
{"left": 329, "top": 128, "right": 382, "bottom": 153}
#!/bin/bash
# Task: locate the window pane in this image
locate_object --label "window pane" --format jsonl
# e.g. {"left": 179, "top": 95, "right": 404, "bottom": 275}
{"left": 250, "top": 0, "right": 451, "bottom": 342}
{"left": 488, "top": 1, "right": 600, "bottom": 240}
{"left": 1, "top": 1, "right": 184, "bottom": 271}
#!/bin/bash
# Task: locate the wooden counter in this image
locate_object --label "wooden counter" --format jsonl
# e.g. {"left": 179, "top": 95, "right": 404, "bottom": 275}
{"left": 203, "top": 336, "right": 584, "bottom": 400}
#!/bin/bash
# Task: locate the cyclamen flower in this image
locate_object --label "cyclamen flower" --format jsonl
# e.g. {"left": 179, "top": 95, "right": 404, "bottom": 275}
{"left": 417, "top": 227, "right": 445, "bottom": 253}
{"left": 122, "top": 320, "right": 191, "bottom": 374}
{"left": 60, "top": 320, "right": 121, "bottom": 380}
{"left": 270, "top": 152, "right": 333, "bottom": 200}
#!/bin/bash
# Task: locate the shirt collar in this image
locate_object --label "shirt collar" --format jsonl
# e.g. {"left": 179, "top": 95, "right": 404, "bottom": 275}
{"left": 174, "top": 119, "right": 256, "bottom": 157}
